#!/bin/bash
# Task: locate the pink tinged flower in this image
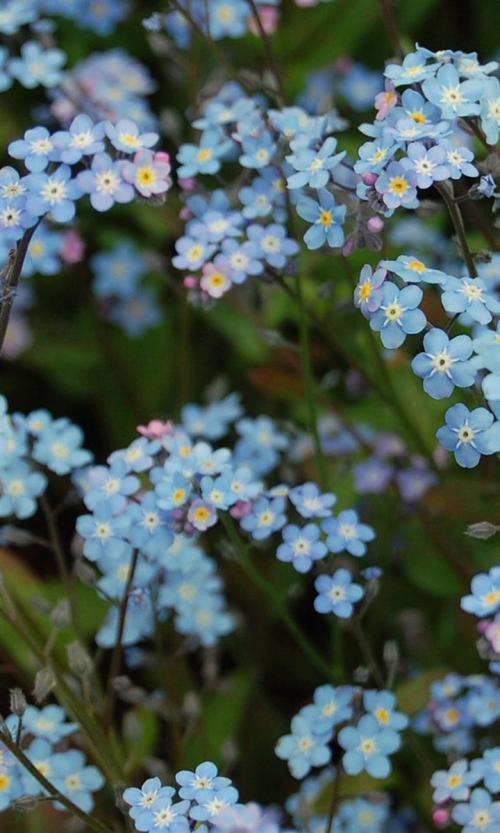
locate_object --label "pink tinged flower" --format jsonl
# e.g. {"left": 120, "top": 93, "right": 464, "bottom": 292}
{"left": 249, "top": 6, "right": 280, "bottom": 35}
{"left": 374, "top": 82, "right": 398, "bottom": 120}
{"left": 178, "top": 178, "right": 196, "bottom": 191}
{"left": 200, "top": 262, "right": 232, "bottom": 299}
{"left": 230, "top": 500, "right": 253, "bottom": 519}
{"left": 137, "top": 419, "right": 174, "bottom": 439}
{"left": 485, "top": 618, "right": 500, "bottom": 652}
{"left": 362, "top": 172, "right": 377, "bottom": 186}
{"left": 61, "top": 229, "right": 85, "bottom": 264}
{"left": 187, "top": 499, "right": 217, "bottom": 531}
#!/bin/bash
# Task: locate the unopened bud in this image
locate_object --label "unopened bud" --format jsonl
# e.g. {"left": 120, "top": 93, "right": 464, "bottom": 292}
{"left": 367, "top": 216, "right": 384, "bottom": 232}
{"left": 9, "top": 688, "right": 27, "bottom": 717}
{"left": 362, "top": 172, "right": 377, "bottom": 186}
{"left": 33, "top": 667, "right": 56, "bottom": 704}
{"left": 466, "top": 521, "right": 500, "bottom": 540}
{"left": 50, "top": 598, "right": 71, "bottom": 628}
{"left": 433, "top": 807, "right": 451, "bottom": 827}
{"left": 12, "top": 795, "right": 40, "bottom": 813}
{"left": 67, "top": 641, "right": 93, "bottom": 677}
{"left": 74, "top": 559, "right": 97, "bottom": 585}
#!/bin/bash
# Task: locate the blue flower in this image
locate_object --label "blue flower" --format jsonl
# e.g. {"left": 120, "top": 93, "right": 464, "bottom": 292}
{"left": 384, "top": 50, "right": 437, "bottom": 86}
{"left": 461, "top": 568, "right": 500, "bottom": 617}
{"left": 354, "top": 265, "right": 387, "bottom": 317}
{"left": 363, "top": 690, "right": 409, "bottom": 731}
{"left": 275, "top": 713, "right": 332, "bottom": 779}
{"left": 172, "top": 234, "right": 215, "bottom": 272}
{"left": 441, "top": 277, "right": 500, "bottom": 325}
{"left": 91, "top": 242, "right": 147, "bottom": 298}
{"left": 314, "top": 570, "right": 364, "bottom": 618}
{"left": 452, "top": 788, "right": 500, "bottom": 833}
{"left": 128, "top": 493, "right": 173, "bottom": 557}
{"left": 218, "top": 239, "right": 264, "bottom": 284}
{"left": 8, "top": 41, "right": 65, "bottom": 88}
{"left": 123, "top": 777, "right": 175, "bottom": 823}
{"left": 239, "top": 177, "right": 275, "bottom": 219}
{"left": 189, "top": 786, "right": 239, "bottom": 821}
{"left": 375, "top": 162, "right": 419, "bottom": 210}
{"left": 322, "top": 509, "right": 375, "bottom": 557}
{"left": 381, "top": 254, "right": 447, "bottom": 285}
{"left": 431, "top": 760, "right": 480, "bottom": 803}
{"left": 239, "top": 132, "right": 277, "bottom": 170}
{"left": 338, "top": 714, "right": 400, "bottom": 779}
{"left": 286, "top": 137, "right": 346, "bottom": 190}
{"left": 437, "top": 139, "right": 478, "bottom": 179}
{"left": 76, "top": 504, "right": 132, "bottom": 562}
{"left": 436, "top": 404, "right": 500, "bottom": 468}
{"left": 177, "top": 129, "right": 232, "bottom": 178}
{"left": 355, "top": 137, "right": 397, "bottom": 175}
{"left": 480, "top": 77, "right": 500, "bottom": 145}
{"left": 176, "top": 761, "right": 231, "bottom": 800}
{"left": 402, "top": 141, "right": 449, "bottom": 188}
{"left": 105, "top": 118, "right": 158, "bottom": 154}
{"left": 296, "top": 190, "right": 346, "bottom": 250}
{"left": 128, "top": 794, "right": 189, "bottom": 832}
{"left": 240, "top": 497, "right": 287, "bottom": 541}
{"left": 289, "top": 482, "right": 337, "bottom": 519}
{"left": 246, "top": 223, "right": 299, "bottom": 268}
{"left": 23, "top": 225, "right": 64, "bottom": 277}
{"left": 411, "top": 328, "right": 475, "bottom": 399}
{"left": 8, "top": 127, "right": 59, "bottom": 173}
{"left": 77, "top": 153, "right": 134, "bottom": 212}
{"left": 471, "top": 749, "right": 500, "bottom": 793}
{"left": 208, "top": 0, "right": 249, "bottom": 39}
{"left": 25, "top": 165, "right": 82, "bottom": 223}
{"left": 0, "top": 462, "right": 47, "bottom": 519}
{"left": 311, "top": 685, "right": 354, "bottom": 732}
{"left": 22, "top": 705, "right": 77, "bottom": 741}
{"left": 52, "top": 115, "right": 105, "bottom": 164}
{"left": 369, "top": 282, "right": 426, "bottom": 349}
{"left": 49, "top": 749, "right": 105, "bottom": 813}
{"left": 422, "top": 64, "right": 482, "bottom": 119}
{"left": 32, "top": 419, "right": 92, "bottom": 474}
{"left": 277, "top": 523, "right": 327, "bottom": 573}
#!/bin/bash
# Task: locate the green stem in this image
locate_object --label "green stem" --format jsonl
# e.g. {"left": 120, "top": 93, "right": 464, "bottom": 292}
{"left": 40, "top": 495, "right": 82, "bottom": 642}
{"left": 0, "top": 727, "right": 114, "bottom": 833}
{"left": 222, "top": 514, "right": 339, "bottom": 680}
{"left": 437, "top": 183, "right": 477, "bottom": 278}
{"left": 104, "top": 548, "right": 140, "bottom": 727}
{"left": 245, "top": 0, "right": 287, "bottom": 105}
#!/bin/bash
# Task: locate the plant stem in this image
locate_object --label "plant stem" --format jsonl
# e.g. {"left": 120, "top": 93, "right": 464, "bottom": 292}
{"left": 40, "top": 495, "right": 82, "bottom": 641}
{"left": 104, "top": 548, "right": 140, "bottom": 727}
{"left": 221, "top": 514, "right": 339, "bottom": 680}
{"left": 325, "top": 764, "right": 343, "bottom": 833}
{"left": 376, "top": 0, "right": 404, "bottom": 57}
{"left": 437, "top": 183, "right": 477, "bottom": 278}
{"left": 0, "top": 727, "right": 114, "bottom": 833}
{"left": 0, "top": 222, "right": 40, "bottom": 355}
{"left": 245, "top": 0, "right": 287, "bottom": 105}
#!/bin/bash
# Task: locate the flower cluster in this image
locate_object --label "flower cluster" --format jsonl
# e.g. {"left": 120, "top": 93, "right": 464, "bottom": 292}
{"left": 90, "top": 241, "right": 162, "bottom": 338}
{"left": 431, "top": 749, "right": 500, "bottom": 831}
{"left": 0, "top": 395, "right": 91, "bottom": 520}
{"left": 123, "top": 762, "right": 239, "bottom": 832}
{"left": 0, "top": 115, "right": 171, "bottom": 251}
{"left": 0, "top": 703, "right": 103, "bottom": 813}
{"left": 275, "top": 684, "right": 407, "bottom": 779}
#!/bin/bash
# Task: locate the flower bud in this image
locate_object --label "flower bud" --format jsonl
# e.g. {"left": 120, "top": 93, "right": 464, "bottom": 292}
{"left": 367, "top": 216, "right": 384, "bottom": 232}
{"left": 9, "top": 688, "right": 27, "bottom": 717}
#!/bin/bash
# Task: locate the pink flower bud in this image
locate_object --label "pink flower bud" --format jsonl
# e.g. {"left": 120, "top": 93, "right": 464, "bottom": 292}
{"left": 432, "top": 807, "right": 450, "bottom": 827}
{"left": 178, "top": 178, "right": 196, "bottom": 191}
{"left": 137, "top": 419, "right": 174, "bottom": 439}
{"left": 183, "top": 275, "right": 198, "bottom": 289}
{"left": 61, "top": 230, "right": 85, "bottom": 264}
{"left": 249, "top": 7, "right": 279, "bottom": 35}
{"left": 154, "top": 151, "right": 171, "bottom": 166}
{"left": 362, "top": 172, "right": 378, "bottom": 186}
{"left": 342, "top": 238, "right": 355, "bottom": 257}
{"left": 367, "top": 216, "right": 384, "bottom": 232}
{"left": 230, "top": 500, "right": 253, "bottom": 519}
